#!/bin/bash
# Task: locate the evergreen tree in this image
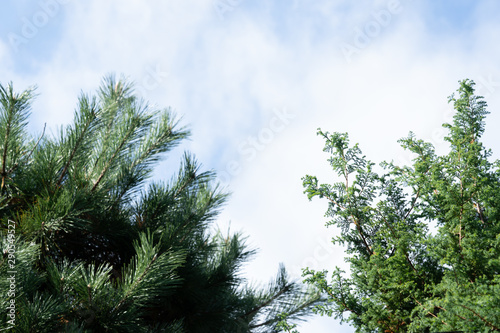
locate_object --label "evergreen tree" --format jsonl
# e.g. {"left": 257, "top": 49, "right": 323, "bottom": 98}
{"left": 0, "top": 76, "right": 319, "bottom": 332}
{"left": 302, "top": 80, "right": 500, "bottom": 332}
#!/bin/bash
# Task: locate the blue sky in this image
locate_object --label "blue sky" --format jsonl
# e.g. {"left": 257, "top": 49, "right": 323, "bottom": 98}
{"left": 2, "top": 1, "right": 500, "bottom": 332}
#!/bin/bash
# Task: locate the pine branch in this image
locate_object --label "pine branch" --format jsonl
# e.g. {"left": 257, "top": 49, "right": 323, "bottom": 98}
{"left": 245, "top": 284, "right": 291, "bottom": 321}
{"left": 57, "top": 97, "right": 99, "bottom": 187}
{"left": 91, "top": 115, "right": 138, "bottom": 192}
{"left": 0, "top": 84, "right": 34, "bottom": 190}
{"left": 111, "top": 113, "right": 189, "bottom": 204}
{"left": 6, "top": 123, "right": 45, "bottom": 176}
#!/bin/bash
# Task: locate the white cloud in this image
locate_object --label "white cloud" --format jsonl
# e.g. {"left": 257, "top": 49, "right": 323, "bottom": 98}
{"left": 0, "top": 41, "right": 7, "bottom": 74}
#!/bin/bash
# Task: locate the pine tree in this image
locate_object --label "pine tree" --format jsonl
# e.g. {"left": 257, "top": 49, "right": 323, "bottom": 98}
{"left": 302, "top": 80, "right": 500, "bottom": 332}
{"left": 0, "top": 76, "right": 319, "bottom": 332}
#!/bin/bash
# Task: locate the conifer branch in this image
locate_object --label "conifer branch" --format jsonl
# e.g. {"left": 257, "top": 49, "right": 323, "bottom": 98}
{"left": 6, "top": 123, "right": 45, "bottom": 176}
{"left": 412, "top": 296, "right": 448, "bottom": 326}
{"left": 57, "top": 103, "right": 98, "bottom": 187}
{"left": 91, "top": 118, "right": 137, "bottom": 192}
{"left": 1, "top": 112, "right": 13, "bottom": 189}
{"left": 248, "top": 293, "right": 318, "bottom": 329}
{"left": 459, "top": 305, "right": 499, "bottom": 331}
{"left": 245, "top": 285, "right": 291, "bottom": 321}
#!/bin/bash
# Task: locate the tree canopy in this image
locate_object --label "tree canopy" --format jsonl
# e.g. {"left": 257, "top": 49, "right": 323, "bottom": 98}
{"left": 302, "top": 80, "right": 500, "bottom": 332}
{"left": 0, "top": 76, "right": 318, "bottom": 332}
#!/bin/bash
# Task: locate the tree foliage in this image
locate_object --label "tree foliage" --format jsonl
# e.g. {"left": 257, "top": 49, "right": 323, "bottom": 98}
{"left": 302, "top": 80, "right": 500, "bottom": 332}
{"left": 0, "top": 76, "right": 319, "bottom": 332}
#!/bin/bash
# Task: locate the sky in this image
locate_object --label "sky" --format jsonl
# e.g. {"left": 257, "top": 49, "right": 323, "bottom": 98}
{"left": 1, "top": 1, "right": 500, "bottom": 331}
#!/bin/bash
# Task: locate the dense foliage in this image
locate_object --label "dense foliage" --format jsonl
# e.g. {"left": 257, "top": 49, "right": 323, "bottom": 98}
{"left": 0, "top": 76, "right": 318, "bottom": 332}
{"left": 302, "top": 80, "right": 500, "bottom": 332}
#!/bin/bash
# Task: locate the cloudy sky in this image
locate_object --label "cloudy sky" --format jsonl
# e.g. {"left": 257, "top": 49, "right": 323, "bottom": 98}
{"left": 2, "top": 1, "right": 500, "bottom": 331}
